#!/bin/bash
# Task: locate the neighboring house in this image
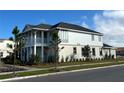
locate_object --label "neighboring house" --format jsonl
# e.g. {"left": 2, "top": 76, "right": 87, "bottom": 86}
{"left": 0, "top": 39, "right": 14, "bottom": 58}
{"left": 20, "top": 22, "right": 116, "bottom": 62}
{"left": 103, "top": 43, "right": 116, "bottom": 58}
{"left": 116, "top": 47, "right": 124, "bottom": 57}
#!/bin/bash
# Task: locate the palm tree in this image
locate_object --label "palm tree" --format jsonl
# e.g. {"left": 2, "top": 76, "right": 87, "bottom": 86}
{"left": 12, "top": 26, "right": 19, "bottom": 76}
{"left": 12, "top": 26, "right": 23, "bottom": 76}
{"left": 50, "top": 31, "right": 62, "bottom": 70}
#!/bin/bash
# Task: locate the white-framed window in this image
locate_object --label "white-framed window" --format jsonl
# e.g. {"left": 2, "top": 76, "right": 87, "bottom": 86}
{"left": 81, "top": 47, "right": 84, "bottom": 56}
{"left": 59, "top": 30, "right": 68, "bottom": 43}
{"left": 100, "top": 48, "right": 103, "bottom": 56}
{"left": 73, "top": 47, "right": 77, "bottom": 54}
{"left": 98, "top": 36, "right": 101, "bottom": 42}
{"left": 92, "top": 48, "right": 95, "bottom": 56}
{"left": 91, "top": 34, "right": 95, "bottom": 41}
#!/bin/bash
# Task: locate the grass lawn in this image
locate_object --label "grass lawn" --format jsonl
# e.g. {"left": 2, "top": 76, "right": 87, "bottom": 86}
{"left": 1, "top": 60, "right": 124, "bottom": 80}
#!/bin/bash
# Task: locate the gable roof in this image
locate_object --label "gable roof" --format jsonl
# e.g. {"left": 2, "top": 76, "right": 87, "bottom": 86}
{"left": 23, "top": 23, "right": 52, "bottom": 32}
{"left": 103, "top": 43, "right": 112, "bottom": 48}
{"left": 51, "top": 22, "right": 102, "bottom": 34}
{"left": 22, "top": 22, "right": 102, "bottom": 35}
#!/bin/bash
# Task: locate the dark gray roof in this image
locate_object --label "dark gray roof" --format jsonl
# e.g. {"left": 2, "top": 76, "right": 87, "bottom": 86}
{"left": 23, "top": 23, "right": 52, "bottom": 32}
{"left": 22, "top": 22, "right": 102, "bottom": 35}
{"left": 51, "top": 22, "right": 102, "bottom": 34}
{"left": 103, "top": 43, "right": 112, "bottom": 48}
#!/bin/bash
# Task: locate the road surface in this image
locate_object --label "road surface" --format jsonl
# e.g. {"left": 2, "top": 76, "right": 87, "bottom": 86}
{"left": 9, "top": 65, "right": 124, "bottom": 82}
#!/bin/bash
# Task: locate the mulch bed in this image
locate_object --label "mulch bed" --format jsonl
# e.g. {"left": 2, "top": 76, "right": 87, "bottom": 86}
{"left": 0, "top": 65, "right": 26, "bottom": 73}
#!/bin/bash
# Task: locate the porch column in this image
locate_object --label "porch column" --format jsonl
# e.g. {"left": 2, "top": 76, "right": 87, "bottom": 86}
{"left": 27, "top": 47, "right": 28, "bottom": 61}
{"left": 34, "top": 31, "right": 37, "bottom": 55}
{"left": 30, "top": 32, "right": 32, "bottom": 55}
{"left": 41, "top": 31, "right": 44, "bottom": 62}
{"left": 20, "top": 48, "right": 22, "bottom": 61}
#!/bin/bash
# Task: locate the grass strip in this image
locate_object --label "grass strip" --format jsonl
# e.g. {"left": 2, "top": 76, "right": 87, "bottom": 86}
{"left": 1, "top": 61, "right": 124, "bottom": 80}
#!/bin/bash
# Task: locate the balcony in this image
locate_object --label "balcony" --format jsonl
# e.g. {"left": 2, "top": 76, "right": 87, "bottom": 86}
{"left": 36, "top": 38, "right": 50, "bottom": 44}
{"left": 36, "top": 38, "right": 42, "bottom": 44}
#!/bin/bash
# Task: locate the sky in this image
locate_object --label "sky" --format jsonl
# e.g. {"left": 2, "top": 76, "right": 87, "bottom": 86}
{"left": 0, "top": 10, "right": 124, "bottom": 47}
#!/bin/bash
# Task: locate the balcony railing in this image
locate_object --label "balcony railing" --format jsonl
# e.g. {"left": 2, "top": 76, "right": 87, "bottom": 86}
{"left": 36, "top": 38, "right": 42, "bottom": 44}
{"left": 25, "top": 37, "right": 50, "bottom": 46}
{"left": 36, "top": 38, "right": 50, "bottom": 44}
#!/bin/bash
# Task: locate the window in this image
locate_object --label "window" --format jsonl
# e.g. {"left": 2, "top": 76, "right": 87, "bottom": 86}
{"left": 60, "top": 30, "right": 68, "bottom": 43}
{"left": 100, "top": 49, "right": 103, "bottom": 56}
{"left": 73, "top": 47, "right": 77, "bottom": 54}
{"left": 81, "top": 48, "right": 84, "bottom": 56}
{"left": 92, "top": 48, "right": 95, "bottom": 56}
{"left": 98, "top": 36, "right": 101, "bottom": 42}
{"left": 91, "top": 34, "right": 95, "bottom": 41}
{"left": 0, "top": 52, "right": 3, "bottom": 57}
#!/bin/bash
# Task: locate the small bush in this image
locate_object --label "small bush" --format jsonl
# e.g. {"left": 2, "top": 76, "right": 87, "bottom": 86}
{"left": 76, "top": 59, "right": 78, "bottom": 62}
{"left": 27, "top": 55, "right": 41, "bottom": 66}
{"left": 112, "top": 55, "right": 114, "bottom": 59}
{"left": 61, "top": 56, "right": 64, "bottom": 63}
{"left": 79, "top": 58, "right": 82, "bottom": 62}
{"left": 2, "top": 54, "right": 14, "bottom": 64}
{"left": 65, "top": 57, "right": 69, "bottom": 62}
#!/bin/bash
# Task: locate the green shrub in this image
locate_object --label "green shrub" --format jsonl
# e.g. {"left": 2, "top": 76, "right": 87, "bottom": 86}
{"left": 61, "top": 56, "right": 64, "bottom": 63}
{"left": 27, "top": 54, "right": 41, "bottom": 65}
{"left": 65, "top": 57, "right": 69, "bottom": 62}
{"left": 2, "top": 54, "right": 14, "bottom": 64}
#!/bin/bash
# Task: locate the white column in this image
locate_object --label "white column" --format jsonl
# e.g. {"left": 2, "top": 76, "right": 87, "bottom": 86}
{"left": 34, "top": 31, "right": 36, "bottom": 55}
{"left": 30, "top": 32, "right": 32, "bottom": 55}
{"left": 27, "top": 47, "right": 28, "bottom": 61}
{"left": 41, "top": 31, "right": 44, "bottom": 62}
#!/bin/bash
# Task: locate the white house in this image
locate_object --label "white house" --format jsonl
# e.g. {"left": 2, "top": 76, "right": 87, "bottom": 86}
{"left": 0, "top": 39, "right": 14, "bottom": 58}
{"left": 20, "top": 22, "right": 116, "bottom": 62}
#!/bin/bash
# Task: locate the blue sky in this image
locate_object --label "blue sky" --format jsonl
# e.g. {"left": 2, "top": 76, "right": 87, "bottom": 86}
{"left": 0, "top": 10, "right": 102, "bottom": 38}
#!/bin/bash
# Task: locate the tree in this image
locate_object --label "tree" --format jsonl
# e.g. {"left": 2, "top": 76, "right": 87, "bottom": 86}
{"left": 9, "top": 37, "right": 13, "bottom": 41}
{"left": 50, "top": 31, "right": 63, "bottom": 70}
{"left": 11, "top": 26, "right": 25, "bottom": 76}
{"left": 12, "top": 26, "right": 20, "bottom": 76}
{"left": 83, "top": 45, "right": 91, "bottom": 60}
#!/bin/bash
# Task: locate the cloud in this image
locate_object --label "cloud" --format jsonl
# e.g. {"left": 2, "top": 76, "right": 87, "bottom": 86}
{"left": 93, "top": 10, "right": 124, "bottom": 47}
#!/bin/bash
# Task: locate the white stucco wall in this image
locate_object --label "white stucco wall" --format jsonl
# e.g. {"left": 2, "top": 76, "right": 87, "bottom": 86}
{"left": 58, "top": 30, "right": 103, "bottom": 62}
{"left": 59, "top": 30, "right": 103, "bottom": 47}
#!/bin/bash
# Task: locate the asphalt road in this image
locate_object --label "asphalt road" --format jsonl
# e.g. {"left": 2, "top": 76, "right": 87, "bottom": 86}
{"left": 10, "top": 65, "right": 124, "bottom": 82}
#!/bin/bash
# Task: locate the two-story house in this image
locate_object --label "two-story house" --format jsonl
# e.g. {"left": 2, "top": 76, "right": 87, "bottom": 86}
{"left": 20, "top": 22, "right": 116, "bottom": 62}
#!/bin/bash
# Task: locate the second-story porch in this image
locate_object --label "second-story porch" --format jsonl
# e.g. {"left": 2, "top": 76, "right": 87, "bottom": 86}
{"left": 22, "top": 30, "right": 51, "bottom": 47}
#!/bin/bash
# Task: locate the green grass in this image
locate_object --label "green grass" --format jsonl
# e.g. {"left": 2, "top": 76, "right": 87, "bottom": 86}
{"left": 0, "top": 69, "right": 56, "bottom": 80}
{"left": 0, "top": 74, "right": 13, "bottom": 79}
{"left": 16, "top": 69, "right": 55, "bottom": 77}
{"left": 62, "top": 61, "right": 124, "bottom": 71}
{"left": 1, "top": 60, "right": 124, "bottom": 80}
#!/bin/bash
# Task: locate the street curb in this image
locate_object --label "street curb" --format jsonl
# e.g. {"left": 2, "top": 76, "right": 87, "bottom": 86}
{"left": 1, "top": 64, "right": 124, "bottom": 82}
